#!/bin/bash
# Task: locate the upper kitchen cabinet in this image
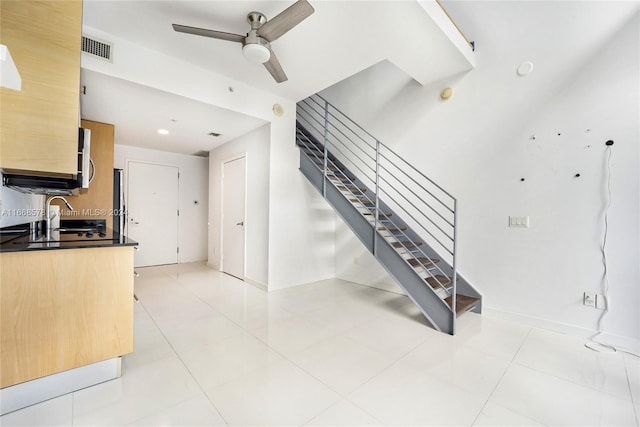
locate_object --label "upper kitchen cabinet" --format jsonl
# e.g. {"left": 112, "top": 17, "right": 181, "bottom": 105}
{"left": 0, "top": 1, "right": 82, "bottom": 175}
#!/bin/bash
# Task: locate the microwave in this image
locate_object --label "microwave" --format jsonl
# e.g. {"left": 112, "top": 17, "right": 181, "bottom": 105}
{"left": 2, "top": 128, "right": 93, "bottom": 195}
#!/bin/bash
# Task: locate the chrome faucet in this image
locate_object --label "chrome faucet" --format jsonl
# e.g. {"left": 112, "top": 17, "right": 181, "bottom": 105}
{"left": 45, "top": 196, "right": 73, "bottom": 240}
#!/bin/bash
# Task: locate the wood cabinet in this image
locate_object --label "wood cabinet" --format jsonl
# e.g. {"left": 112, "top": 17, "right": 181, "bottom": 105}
{"left": 0, "top": 246, "right": 134, "bottom": 388}
{"left": 0, "top": 0, "right": 83, "bottom": 175}
{"left": 54, "top": 120, "right": 115, "bottom": 222}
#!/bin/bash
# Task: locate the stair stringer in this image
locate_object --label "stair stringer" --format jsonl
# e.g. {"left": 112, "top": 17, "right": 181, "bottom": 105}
{"left": 296, "top": 122, "right": 482, "bottom": 305}
{"left": 299, "top": 152, "right": 456, "bottom": 333}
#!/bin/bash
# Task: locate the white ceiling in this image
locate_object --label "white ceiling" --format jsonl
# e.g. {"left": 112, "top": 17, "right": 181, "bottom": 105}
{"left": 79, "top": 0, "right": 478, "bottom": 155}
{"left": 80, "top": 69, "right": 267, "bottom": 156}
{"left": 79, "top": 0, "right": 639, "bottom": 156}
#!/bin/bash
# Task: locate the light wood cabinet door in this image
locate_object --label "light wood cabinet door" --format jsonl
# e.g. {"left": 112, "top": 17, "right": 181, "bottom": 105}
{"left": 0, "top": 246, "right": 134, "bottom": 388}
{"left": 0, "top": 0, "right": 82, "bottom": 174}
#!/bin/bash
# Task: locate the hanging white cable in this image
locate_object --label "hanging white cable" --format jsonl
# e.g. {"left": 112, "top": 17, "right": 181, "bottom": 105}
{"left": 584, "top": 143, "right": 639, "bottom": 358}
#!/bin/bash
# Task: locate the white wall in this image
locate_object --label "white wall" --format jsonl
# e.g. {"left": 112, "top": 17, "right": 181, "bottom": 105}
{"left": 209, "top": 125, "right": 271, "bottom": 287}
{"left": 321, "top": 10, "right": 640, "bottom": 340}
{"left": 114, "top": 144, "right": 208, "bottom": 263}
{"left": 83, "top": 26, "right": 336, "bottom": 290}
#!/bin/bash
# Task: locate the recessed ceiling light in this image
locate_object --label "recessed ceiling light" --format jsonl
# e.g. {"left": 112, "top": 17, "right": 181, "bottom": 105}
{"left": 158, "top": 129, "right": 169, "bottom": 135}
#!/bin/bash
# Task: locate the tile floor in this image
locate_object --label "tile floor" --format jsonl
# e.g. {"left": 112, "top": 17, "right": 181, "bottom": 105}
{"left": 2, "top": 262, "right": 638, "bottom": 426}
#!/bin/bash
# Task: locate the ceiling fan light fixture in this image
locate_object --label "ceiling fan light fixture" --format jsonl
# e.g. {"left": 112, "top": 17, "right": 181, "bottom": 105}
{"left": 243, "top": 43, "right": 270, "bottom": 64}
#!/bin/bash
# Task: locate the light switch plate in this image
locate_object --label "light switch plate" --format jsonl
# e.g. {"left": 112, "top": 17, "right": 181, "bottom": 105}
{"left": 509, "top": 216, "right": 530, "bottom": 228}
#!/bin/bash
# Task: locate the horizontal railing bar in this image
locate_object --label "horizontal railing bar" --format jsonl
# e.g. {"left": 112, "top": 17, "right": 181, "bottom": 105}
{"left": 306, "top": 94, "right": 327, "bottom": 112}
{"left": 379, "top": 143, "right": 456, "bottom": 202}
{"left": 324, "top": 125, "right": 376, "bottom": 163}
{"left": 378, "top": 183, "right": 454, "bottom": 250}
{"left": 297, "top": 101, "right": 326, "bottom": 124}
{"left": 325, "top": 122, "right": 377, "bottom": 162}
{"left": 325, "top": 141, "right": 376, "bottom": 178}
{"left": 379, "top": 152, "right": 454, "bottom": 214}
{"left": 296, "top": 111, "right": 328, "bottom": 142}
{"left": 379, "top": 186, "right": 454, "bottom": 256}
{"left": 325, "top": 111, "right": 377, "bottom": 152}
{"left": 379, "top": 169, "right": 455, "bottom": 234}
{"left": 315, "top": 93, "right": 382, "bottom": 150}
{"left": 379, "top": 163, "right": 455, "bottom": 229}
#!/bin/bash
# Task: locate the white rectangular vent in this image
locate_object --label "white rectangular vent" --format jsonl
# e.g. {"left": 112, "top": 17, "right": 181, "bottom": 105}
{"left": 82, "top": 35, "right": 112, "bottom": 61}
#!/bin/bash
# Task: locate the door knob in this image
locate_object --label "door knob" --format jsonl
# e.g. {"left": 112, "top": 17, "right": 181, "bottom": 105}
{"left": 236, "top": 221, "right": 244, "bottom": 226}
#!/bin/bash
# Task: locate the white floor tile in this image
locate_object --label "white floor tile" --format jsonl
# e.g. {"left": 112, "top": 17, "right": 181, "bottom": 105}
{"left": 178, "top": 332, "right": 284, "bottom": 390}
{"left": 0, "top": 394, "right": 72, "bottom": 427}
{"left": 10, "top": 263, "right": 637, "bottom": 427}
{"left": 143, "top": 299, "right": 219, "bottom": 329}
{"left": 348, "top": 362, "right": 487, "bottom": 426}
{"left": 472, "top": 402, "right": 545, "bottom": 426}
{"left": 399, "top": 335, "right": 511, "bottom": 400}
{"left": 489, "top": 364, "right": 637, "bottom": 426}
{"left": 455, "top": 314, "right": 531, "bottom": 362}
{"left": 160, "top": 312, "right": 244, "bottom": 353}
{"left": 290, "top": 335, "right": 396, "bottom": 395}
{"left": 73, "top": 354, "right": 202, "bottom": 426}
{"left": 251, "top": 316, "right": 337, "bottom": 357}
{"left": 624, "top": 353, "right": 640, "bottom": 420}
{"left": 341, "top": 315, "right": 431, "bottom": 359}
{"left": 126, "top": 393, "right": 227, "bottom": 426}
{"left": 514, "top": 328, "right": 631, "bottom": 399}
{"left": 205, "top": 359, "right": 341, "bottom": 426}
{"left": 304, "top": 399, "right": 384, "bottom": 426}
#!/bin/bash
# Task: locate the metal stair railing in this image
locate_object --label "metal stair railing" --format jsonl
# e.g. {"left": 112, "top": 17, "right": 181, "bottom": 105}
{"left": 296, "top": 93, "right": 460, "bottom": 313}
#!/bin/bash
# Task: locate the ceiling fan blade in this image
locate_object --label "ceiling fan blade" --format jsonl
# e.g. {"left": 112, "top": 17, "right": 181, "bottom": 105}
{"left": 263, "top": 48, "right": 288, "bottom": 83}
{"left": 257, "top": 0, "right": 314, "bottom": 42}
{"left": 172, "top": 24, "right": 245, "bottom": 43}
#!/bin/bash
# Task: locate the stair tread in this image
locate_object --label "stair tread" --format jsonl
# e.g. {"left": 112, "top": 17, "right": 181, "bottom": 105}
{"left": 444, "top": 294, "right": 480, "bottom": 316}
{"left": 327, "top": 173, "right": 355, "bottom": 181}
{"left": 425, "top": 274, "right": 451, "bottom": 289}
{"left": 337, "top": 185, "right": 367, "bottom": 192}
{"left": 349, "top": 198, "right": 375, "bottom": 205}
{"left": 363, "top": 213, "right": 393, "bottom": 220}
{"left": 408, "top": 257, "right": 440, "bottom": 268}
{"left": 315, "top": 162, "right": 345, "bottom": 170}
{"left": 378, "top": 226, "right": 407, "bottom": 231}
{"left": 392, "top": 241, "right": 423, "bottom": 249}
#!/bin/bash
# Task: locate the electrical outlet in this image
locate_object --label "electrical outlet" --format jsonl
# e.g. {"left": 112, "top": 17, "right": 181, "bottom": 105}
{"left": 583, "top": 291, "right": 597, "bottom": 308}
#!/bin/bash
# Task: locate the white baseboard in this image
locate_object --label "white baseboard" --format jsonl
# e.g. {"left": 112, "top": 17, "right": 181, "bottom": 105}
{"left": 0, "top": 357, "right": 121, "bottom": 415}
{"left": 245, "top": 277, "right": 267, "bottom": 291}
{"left": 484, "top": 307, "right": 640, "bottom": 352}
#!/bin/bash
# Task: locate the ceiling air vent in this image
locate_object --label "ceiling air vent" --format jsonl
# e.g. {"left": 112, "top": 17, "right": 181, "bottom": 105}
{"left": 82, "top": 35, "right": 113, "bottom": 62}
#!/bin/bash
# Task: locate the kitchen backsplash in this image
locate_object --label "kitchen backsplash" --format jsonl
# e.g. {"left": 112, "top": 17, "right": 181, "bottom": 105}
{"left": 0, "top": 172, "right": 45, "bottom": 227}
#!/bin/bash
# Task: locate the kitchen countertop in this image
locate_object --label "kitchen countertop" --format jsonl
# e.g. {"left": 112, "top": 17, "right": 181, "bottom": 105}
{"left": 0, "top": 221, "right": 137, "bottom": 252}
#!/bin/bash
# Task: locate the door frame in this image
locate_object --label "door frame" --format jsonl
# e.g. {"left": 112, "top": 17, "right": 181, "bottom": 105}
{"left": 220, "top": 153, "right": 248, "bottom": 279}
{"left": 125, "top": 159, "right": 180, "bottom": 265}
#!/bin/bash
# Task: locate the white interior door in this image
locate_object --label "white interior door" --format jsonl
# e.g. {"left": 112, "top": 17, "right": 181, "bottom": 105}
{"left": 222, "top": 156, "right": 246, "bottom": 279}
{"left": 127, "top": 161, "right": 179, "bottom": 267}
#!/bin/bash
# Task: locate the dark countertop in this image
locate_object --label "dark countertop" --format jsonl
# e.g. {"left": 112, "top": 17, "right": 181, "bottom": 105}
{"left": 0, "top": 221, "right": 137, "bottom": 253}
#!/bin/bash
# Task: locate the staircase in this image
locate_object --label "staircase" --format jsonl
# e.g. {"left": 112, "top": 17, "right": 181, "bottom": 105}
{"left": 296, "top": 94, "right": 482, "bottom": 335}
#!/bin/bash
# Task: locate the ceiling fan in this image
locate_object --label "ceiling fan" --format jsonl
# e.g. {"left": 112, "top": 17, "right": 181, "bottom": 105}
{"left": 172, "top": 0, "right": 315, "bottom": 83}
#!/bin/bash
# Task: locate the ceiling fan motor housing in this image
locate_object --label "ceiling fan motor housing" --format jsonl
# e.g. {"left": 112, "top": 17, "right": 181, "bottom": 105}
{"left": 247, "top": 12, "right": 267, "bottom": 30}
